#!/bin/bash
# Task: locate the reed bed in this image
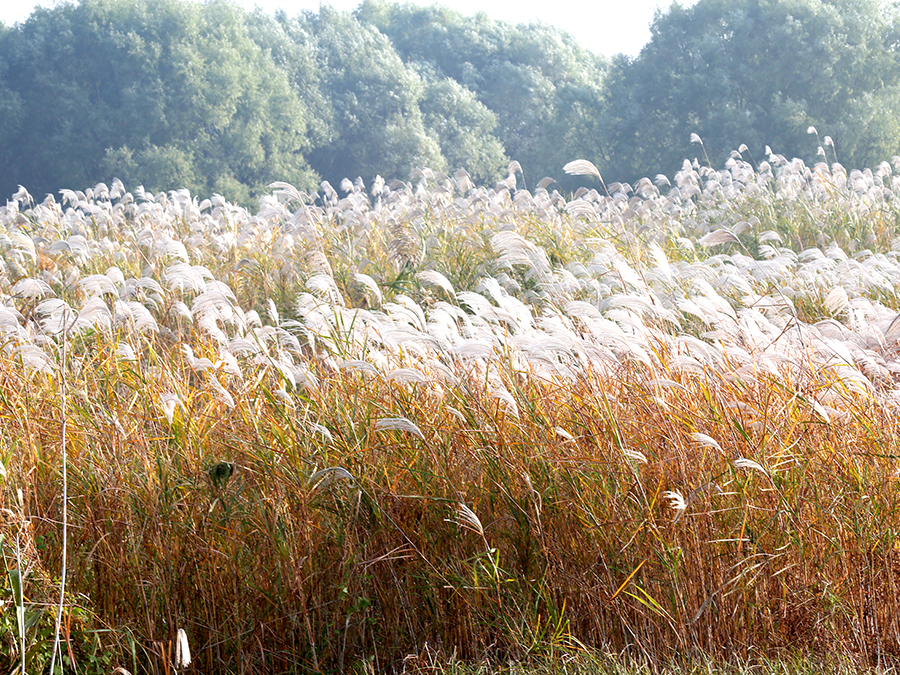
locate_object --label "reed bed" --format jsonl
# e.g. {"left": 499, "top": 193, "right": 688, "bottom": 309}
{"left": 3, "top": 154, "right": 900, "bottom": 672}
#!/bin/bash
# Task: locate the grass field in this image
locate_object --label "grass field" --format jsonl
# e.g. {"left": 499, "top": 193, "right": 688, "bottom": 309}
{"left": 3, "top": 153, "right": 900, "bottom": 673}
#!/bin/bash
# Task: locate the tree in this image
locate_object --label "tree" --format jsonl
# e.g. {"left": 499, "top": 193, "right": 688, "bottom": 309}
{"left": 418, "top": 70, "right": 508, "bottom": 184}
{"left": 355, "top": 1, "right": 609, "bottom": 185}
{"left": 286, "top": 7, "right": 443, "bottom": 186}
{"left": 0, "top": 25, "right": 23, "bottom": 188}
{"left": 0, "top": 0, "right": 319, "bottom": 201}
{"left": 603, "top": 0, "right": 900, "bottom": 181}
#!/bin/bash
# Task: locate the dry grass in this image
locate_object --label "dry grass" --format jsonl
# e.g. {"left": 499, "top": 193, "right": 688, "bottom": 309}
{"left": 2, "top": 157, "right": 900, "bottom": 672}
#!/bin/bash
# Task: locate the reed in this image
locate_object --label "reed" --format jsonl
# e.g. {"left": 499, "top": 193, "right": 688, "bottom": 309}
{"left": 2, "top": 157, "right": 900, "bottom": 672}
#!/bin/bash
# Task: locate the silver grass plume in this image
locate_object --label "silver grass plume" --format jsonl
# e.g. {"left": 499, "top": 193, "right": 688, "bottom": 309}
{"left": 698, "top": 229, "right": 741, "bottom": 247}
{"left": 662, "top": 490, "right": 687, "bottom": 521}
{"left": 691, "top": 433, "right": 722, "bottom": 451}
{"left": 733, "top": 457, "right": 769, "bottom": 477}
{"left": 374, "top": 416, "right": 425, "bottom": 440}
{"left": 175, "top": 628, "right": 191, "bottom": 668}
{"left": 11, "top": 277, "right": 52, "bottom": 300}
{"left": 452, "top": 503, "right": 485, "bottom": 537}
{"left": 825, "top": 287, "right": 850, "bottom": 315}
{"left": 309, "top": 466, "right": 355, "bottom": 490}
{"left": 388, "top": 219, "right": 421, "bottom": 270}
{"left": 417, "top": 270, "right": 455, "bottom": 297}
{"left": 353, "top": 273, "right": 383, "bottom": 306}
{"left": 563, "top": 160, "right": 602, "bottom": 182}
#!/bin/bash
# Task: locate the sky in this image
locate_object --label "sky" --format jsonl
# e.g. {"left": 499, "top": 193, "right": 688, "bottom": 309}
{"left": 0, "top": 0, "right": 694, "bottom": 57}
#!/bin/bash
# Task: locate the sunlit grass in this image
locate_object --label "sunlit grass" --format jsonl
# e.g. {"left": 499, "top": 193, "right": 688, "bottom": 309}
{"left": 3, "top": 156, "right": 900, "bottom": 672}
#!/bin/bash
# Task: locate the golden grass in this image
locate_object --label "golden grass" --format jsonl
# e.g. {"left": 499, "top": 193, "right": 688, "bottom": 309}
{"left": 3, "top": 159, "right": 900, "bottom": 672}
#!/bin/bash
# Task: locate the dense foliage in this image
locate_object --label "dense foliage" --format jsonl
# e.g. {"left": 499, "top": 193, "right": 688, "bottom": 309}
{"left": 602, "top": 0, "right": 900, "bottom": 179}
{"left": 1, "top": 0, "right": 899, "bottom": 202}
{"left": 354, "top": 0, "right": 608, "bottom": 184}
{"left": 0, "top": 0, "right": 320, "bottom": 203}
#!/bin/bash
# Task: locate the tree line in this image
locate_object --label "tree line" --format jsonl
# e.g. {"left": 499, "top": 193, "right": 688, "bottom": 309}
{"left": 0, "top": 0, "right": 897, "bottom": 202}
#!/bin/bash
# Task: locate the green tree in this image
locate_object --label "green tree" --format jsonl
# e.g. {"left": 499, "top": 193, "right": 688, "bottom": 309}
{"left": 0, "top": 0, "right": 318, "bottom": 202}
{"left": 0, "top": 25, "right": 24, "bottom": 188}
{"left": 603, "top": 0, "right": 900, "bottom": 181}
{"left": 286, "top": 7, "right": 443, "bottom": 186}
{"left": 244, "top": 9, "right": 332, "bottom": 161}
{"left": 419, "top": 71, "right": 508, "bottom": 184}
{"left": 355, "top": 1, "right": 609, "bottom": 185}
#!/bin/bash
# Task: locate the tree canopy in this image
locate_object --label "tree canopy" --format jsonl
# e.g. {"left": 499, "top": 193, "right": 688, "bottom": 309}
{"left": 0, "top": 0, "right": 898, "bottom": 201}
{"left": 602, "top": 0, "right": 900, "bottom": 180}
{"left": 0, "top": 0, "right": 319, "bottom": 202}
{"left": 355, "top": 1, "right": 609, "bottom": 185}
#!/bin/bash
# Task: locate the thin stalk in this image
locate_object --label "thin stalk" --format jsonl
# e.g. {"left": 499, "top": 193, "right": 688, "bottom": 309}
{"left": 49, "top": 309, "right": 73, "bottom": 675}
{"left": 15, "top": 534, "right": 24, "bottom": 675}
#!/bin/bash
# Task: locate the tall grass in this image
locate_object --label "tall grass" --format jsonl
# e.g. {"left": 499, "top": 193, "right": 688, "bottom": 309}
{"left": 3, "top": 155, "right": 900, "bottom": 672}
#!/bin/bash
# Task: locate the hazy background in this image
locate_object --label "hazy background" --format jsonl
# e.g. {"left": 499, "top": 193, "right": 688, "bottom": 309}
{"left": 0, "top": 0, "right": 896, "bottom": 202}
{"left": 0, "top": 0, "right": 693, "bottom": 57}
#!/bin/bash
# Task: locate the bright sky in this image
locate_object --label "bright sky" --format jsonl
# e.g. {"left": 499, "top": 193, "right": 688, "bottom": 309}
{"left": 0, "top": 0, "right": 694, "bottom": 57}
